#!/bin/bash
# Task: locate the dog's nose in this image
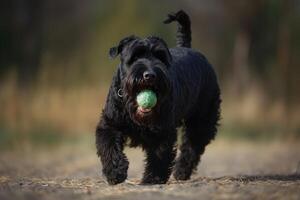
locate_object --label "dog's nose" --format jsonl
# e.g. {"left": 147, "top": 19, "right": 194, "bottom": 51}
{"left": 143, "top": 71, "right": 156, "bottom": 82}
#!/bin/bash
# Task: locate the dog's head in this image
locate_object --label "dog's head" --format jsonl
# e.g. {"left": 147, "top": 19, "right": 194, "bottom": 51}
{"left": 110, "top": 35, "right": 172, "bottom": 125}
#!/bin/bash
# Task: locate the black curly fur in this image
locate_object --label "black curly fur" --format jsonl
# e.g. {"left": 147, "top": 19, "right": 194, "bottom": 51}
{"left": 95, "top": 10, "right": 221, "bottom": 185}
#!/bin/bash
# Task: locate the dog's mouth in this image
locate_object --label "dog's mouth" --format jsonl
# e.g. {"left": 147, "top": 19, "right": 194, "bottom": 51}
{"left": 134, "top": 83, "right": 158, "bottom": 117}
{"left": 124, "top": 71, "right": 170, "bottom": 123}
{"left": 135, "top": 106, "right": 154, "bottom": 122}
{"left": 136, "top": 88, "right": 156, "bottom": 116}
{"left": 137, "top": 106, "right": 152, "bottom": 114}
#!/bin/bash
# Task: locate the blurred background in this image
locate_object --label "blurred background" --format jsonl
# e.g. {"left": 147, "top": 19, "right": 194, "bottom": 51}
{"left": 0, "top": 0, "right": 300, "bottom": 150}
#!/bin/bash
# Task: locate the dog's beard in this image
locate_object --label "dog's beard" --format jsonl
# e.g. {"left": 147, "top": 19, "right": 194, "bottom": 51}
{"left": 123, "top": 67, "right": 170, "bottom": 126}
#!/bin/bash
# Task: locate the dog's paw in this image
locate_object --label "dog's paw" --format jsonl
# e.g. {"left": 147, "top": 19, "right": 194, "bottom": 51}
{"left": 141, "top": 176, "right": 168, "bottom": 185}
{"left": 173, "top": 166, "right": 192, "bottom": 181}
{"left": 102, "top": 155, "right": 129, "bottom": 185}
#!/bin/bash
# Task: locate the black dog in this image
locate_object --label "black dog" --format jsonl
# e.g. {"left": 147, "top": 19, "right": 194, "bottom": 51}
{"left": 96, "top": 10, "right": 221, "bottom": 185}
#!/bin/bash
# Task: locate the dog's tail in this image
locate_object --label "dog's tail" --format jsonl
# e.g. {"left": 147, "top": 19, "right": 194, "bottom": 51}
{"left": 164, "top": 10, "right": 191, "bottom": 48}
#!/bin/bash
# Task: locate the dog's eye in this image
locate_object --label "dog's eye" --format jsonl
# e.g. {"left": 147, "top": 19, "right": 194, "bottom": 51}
{"left": 128, "top": 48, "right": 147, "bottom": 64}
{"left": 153, "top": 50, "right": 168, "bottom": 64}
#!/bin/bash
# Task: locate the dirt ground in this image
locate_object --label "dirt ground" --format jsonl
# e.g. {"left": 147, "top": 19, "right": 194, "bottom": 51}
{"left": 0, "top": 139, "right": 300, "bottom": 200}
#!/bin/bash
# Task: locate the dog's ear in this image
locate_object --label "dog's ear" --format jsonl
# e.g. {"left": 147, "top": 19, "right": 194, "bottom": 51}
{"left": 109, "top": 47, "right": 119, "bottom": 59}
{"left": 109, "top": 35, "right": 138, "bottom": 59}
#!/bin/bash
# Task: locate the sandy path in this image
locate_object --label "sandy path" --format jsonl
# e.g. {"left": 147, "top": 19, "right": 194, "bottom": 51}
{"left": 0, "top": 140, "right": 300, "bottom": 200}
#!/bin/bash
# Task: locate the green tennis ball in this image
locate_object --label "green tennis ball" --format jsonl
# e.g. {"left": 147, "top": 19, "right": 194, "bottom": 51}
{"left": 136, "top": 90, "right": 157, "bottom": 109}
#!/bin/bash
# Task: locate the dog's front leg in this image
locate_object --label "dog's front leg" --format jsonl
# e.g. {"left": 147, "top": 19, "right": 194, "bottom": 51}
{"left": 141, "top": 133, "right": 176, "bottom": 184}
{"left": 96, "top": 120, "right": 128, "bottom": 185}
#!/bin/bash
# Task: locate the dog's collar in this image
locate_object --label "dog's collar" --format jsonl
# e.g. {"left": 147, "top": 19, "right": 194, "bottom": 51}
{"left": 117, "top": 89, "right": 123, "bottom": 98}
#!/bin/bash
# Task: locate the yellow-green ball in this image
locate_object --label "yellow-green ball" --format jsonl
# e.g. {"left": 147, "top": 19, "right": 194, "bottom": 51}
{"left": 136, "top": 90, "right": 157, "bottom": 109}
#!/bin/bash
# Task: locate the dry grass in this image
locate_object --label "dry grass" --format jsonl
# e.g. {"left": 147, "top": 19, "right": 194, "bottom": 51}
{"left": 0, "top": 74, "right": 108, "bottom": 135}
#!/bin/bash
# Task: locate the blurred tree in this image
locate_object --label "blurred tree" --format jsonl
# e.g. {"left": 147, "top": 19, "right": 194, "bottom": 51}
{"left": 277, "top": 0, "right": 292, "bottom": 132}
{"left": 223, "top": 0, "right": 266, "bottom": 94}
{"left": 0, "top": 0, "right": 44, "bottom": 88}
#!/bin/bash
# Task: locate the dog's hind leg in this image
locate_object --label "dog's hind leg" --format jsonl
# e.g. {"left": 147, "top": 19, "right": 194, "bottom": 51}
{"left": 173, "top": 94, "right": 221, "bottom": 181}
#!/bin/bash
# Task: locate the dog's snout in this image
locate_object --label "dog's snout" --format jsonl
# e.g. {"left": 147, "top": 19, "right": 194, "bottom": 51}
{"left": 143, "top": 71, "right": 156, "bottom": 82}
